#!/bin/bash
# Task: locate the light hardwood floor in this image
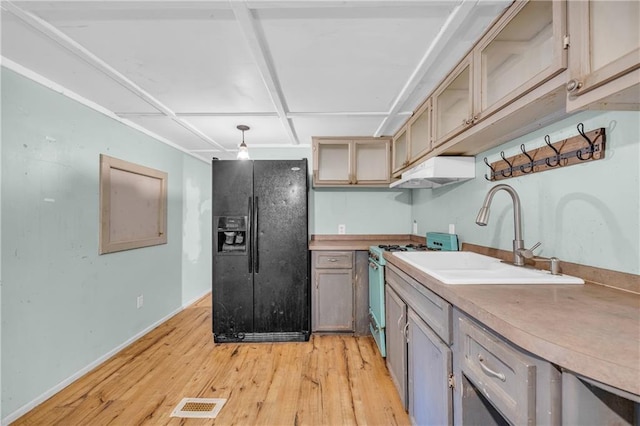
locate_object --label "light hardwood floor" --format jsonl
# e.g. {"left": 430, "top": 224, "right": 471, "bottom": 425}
{"left": 14, "top": 294, "right": 409, "bottom": 425}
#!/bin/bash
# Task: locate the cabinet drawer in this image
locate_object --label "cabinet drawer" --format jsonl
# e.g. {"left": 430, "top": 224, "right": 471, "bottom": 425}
{"left": 314, "top": 251, "right": 353, "bottom": 269}
{"left": 458, "top": 315, "right": 536, "bottom": 425}
{"left": 386, "top": 264, "right": 451, "bottom": 345}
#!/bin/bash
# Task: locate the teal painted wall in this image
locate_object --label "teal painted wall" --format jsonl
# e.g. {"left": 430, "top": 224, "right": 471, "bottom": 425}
{"left": 412, "top": 110, "right": 640, "bottom": 275}
{"left": 313, "top": 188, "right": 412, "bottom": 235}
{"left": 0, "top": 68, "right": 211, "bottom": 418}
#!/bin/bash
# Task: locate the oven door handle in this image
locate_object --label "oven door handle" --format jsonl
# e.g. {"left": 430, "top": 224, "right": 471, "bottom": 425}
{"left": 368, "top": 261, "right": 379, "bottom": 270}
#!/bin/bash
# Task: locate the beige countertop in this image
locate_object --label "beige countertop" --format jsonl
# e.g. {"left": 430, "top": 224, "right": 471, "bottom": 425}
{"left": 308, "top": 234, "right": 421, "bottom": 251}
{"left": 384, "top": 251, "right": 640, "bottom": 397}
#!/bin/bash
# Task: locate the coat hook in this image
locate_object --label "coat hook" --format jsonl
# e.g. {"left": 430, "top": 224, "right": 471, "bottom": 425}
{"left": 576, "top": 122, "right": 595, "bottom": 160}
{"left": 500, "top": 151, "right": 513, "bottom": 177}
{"left": 544, "top": 135, "right": 561, "bottom": 167}
{"left": 519, "top": 144, "right": 534, "bottom": 174}
{"left": 483, "top": 157, "right": 496, "bottom": 181}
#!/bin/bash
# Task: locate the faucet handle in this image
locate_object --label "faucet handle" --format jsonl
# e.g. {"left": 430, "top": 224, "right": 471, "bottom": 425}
{"left": 518, "top": 242, "right": 541, "bottom": 259}
{"left": 534, "top": 256, "right": 562, "bottom": 275}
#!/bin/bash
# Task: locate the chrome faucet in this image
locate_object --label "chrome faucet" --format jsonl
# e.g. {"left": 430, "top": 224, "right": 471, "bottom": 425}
{"left": 476, "top": 184, "right": 528, "bottom": 266}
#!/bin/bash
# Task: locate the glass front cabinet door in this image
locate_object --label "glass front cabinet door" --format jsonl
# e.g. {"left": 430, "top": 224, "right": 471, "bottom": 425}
{"left": 354, "top": 139, "right": 391, "bottom": 185}
{"left": 566, "top": 0, "right": 640, "bottom": 110}
{"left": 313, "top": 139, "right": 351, "bottom": 185}
{"left": 313, "top": 137, "right": 391, "bottom": 187}
{"left": 408, "top": 99, "right": 432, "bottom": 164}
{"left": 474, "top": 0, "right": 567, "bottom": 121}
{"left": 392, "top": 126, "right": 409, "bottom": 176}
{"left": 432, "top": 54, "right": 473, "bottom": 149}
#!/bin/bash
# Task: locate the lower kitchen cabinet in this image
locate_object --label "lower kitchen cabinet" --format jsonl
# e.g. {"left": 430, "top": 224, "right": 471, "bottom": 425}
{"left": 384, "top": 260, "right": 638, "bottom": 424}
{"left": 312, "top": 251, "right": 354, "bottom": 332}
{"left": 385, "top": 284, "right": 407, "bottom": 407}
{"left": 311, "top": 250, "right": 371, "bottom": 334}
{"left": 453, "top": 309, "right": 561, "bottom": 425}
{"left": 385, "top": 264, "right": 453, "bottom": 422}
{"left": 408, "top": 309, "right": 453, "bottom": 426}
{"left": 384, "top": 262, "right": 568, "bottom": 425}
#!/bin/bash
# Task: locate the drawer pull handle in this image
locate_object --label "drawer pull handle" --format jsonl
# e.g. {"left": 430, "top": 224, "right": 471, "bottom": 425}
{"left": 328, "top": 258, "right": 338, "bottom": 262}
{"left": 478, "top": 355, "right": 506, "bottom": 382}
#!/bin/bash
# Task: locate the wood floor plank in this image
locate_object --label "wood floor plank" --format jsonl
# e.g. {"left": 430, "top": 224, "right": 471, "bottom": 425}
{"left": 13, "top": 294, "right": 410, "bottom": 426}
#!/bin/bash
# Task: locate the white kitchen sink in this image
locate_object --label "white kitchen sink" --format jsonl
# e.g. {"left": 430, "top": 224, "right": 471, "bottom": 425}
{"left": 392, "top": 251, "right": 584, "bottom": 285}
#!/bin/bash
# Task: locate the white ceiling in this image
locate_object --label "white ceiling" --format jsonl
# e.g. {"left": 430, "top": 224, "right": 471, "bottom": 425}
{"left": 1, "top": 0, "right": 511, "bottom": 161}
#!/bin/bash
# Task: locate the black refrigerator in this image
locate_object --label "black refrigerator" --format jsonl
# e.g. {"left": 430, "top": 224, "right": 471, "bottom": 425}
{"left": 211, "top": 159, "right": 310, "bottom": 343}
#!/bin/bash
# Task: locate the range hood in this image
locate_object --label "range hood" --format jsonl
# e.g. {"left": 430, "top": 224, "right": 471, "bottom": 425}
{"left": 390, "top": 156, "right": 475, "bottom": 189}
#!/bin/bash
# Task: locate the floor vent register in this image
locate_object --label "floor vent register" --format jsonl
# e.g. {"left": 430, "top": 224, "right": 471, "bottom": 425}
{"left": 170, "top": 397, "right": 227, "bottom": 419}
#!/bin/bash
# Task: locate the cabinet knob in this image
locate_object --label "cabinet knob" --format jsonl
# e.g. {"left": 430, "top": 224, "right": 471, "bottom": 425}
{"left": 566, "top": 79, "right": 583, "bottom": 93}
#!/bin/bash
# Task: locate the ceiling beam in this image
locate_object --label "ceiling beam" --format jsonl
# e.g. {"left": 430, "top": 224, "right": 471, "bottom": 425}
{"left": 374, "top": 0, "right": 479, "bottom": 137}
{"left": 3, "top": 1, "right": 228, "bottom": 152}
{"left": 244, "top": 1, "right": 458, "bottom": 9}
{"left": 287, "top": 111, "right": 412, "bottom": 118}
{"left": 117, "top": 111, "right": 413, "bottom": 119}
{"left": 230, "top": 1, "right": 299, "bottom": 145}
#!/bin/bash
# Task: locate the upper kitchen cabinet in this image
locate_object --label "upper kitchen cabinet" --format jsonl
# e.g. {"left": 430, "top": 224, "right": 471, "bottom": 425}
{"left": 566, "top": 0, "right": 640, "bottom": 111}
{"left": 313, "top": 137, "right": 391, "bottom": 187}
{"left": 392, "top": 126, "right": 409, "bottom": 177}
{"left": 408, "top": 98, "right": 432, "bottom": 165}
{"left": 474, "top": 0, "right": 567, "bottom": 120}
{"left": 432, "top": 55, "right": 473, "bottom": 149}
{"left": 392, "top": 101, "right": 433, "bottom": 176}
{"left": 432, "top": 0, "right": 567, "bottom": 150}
{"left": 427, "top": 0, "right": 569, "bottom": 157}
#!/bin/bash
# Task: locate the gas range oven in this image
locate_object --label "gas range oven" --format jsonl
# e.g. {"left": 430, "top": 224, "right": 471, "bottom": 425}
{"left": 368, "top": 232, "right": 459, "bottom": 358}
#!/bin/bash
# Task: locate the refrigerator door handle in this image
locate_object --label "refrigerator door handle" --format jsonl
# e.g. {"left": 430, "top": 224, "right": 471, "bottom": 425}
{"left": 248, "top": 196, "right": 253, "bottom": 273}
{"left": 254, "top": 196, "right": 259, "bottom": 273}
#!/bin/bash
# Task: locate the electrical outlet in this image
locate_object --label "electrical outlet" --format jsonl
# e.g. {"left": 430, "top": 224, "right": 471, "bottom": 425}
{"left": 136, "top": 294, "right": 144, "bottom": 309}
{"left": 338, "top": 224, "right": 346, "bottom": 234}
{"left": 449, "top": 224, "right": 456, "bottom": 234}
{"left": 413, "top": 220, "right": 418, "bottom": 234}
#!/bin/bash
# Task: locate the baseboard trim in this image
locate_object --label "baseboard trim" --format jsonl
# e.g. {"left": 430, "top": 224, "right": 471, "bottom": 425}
{"left": 1, "top": 290, "right": 210, "bottom": 425}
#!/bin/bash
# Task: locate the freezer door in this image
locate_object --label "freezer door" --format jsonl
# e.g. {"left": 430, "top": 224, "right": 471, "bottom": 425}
{"left": 212, "top": 160, "right": 254, "bottom": 341}
{"left": 252, "top": 160, "right": 309, "bottom": 334}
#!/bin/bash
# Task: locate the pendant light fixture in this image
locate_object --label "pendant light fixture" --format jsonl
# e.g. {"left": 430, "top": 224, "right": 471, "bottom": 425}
{"left": 236, "top": 124, "right": 250, "bottom": 160}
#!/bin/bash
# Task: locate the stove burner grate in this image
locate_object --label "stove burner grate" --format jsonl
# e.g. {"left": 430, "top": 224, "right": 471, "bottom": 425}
{"left": 405, "top": 243, "right": 430, "bottom": 251}
{"left": 377, "top": 244, "right": 408, "bottom": 252}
